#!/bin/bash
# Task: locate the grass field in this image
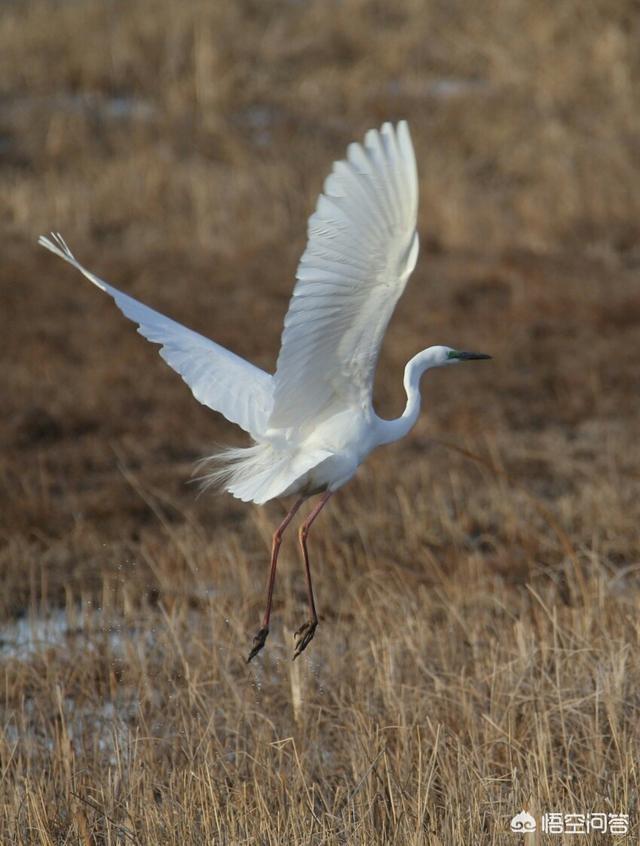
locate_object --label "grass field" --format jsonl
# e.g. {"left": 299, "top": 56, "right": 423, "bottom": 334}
{"left": 2, "top": 1, "right": 640, "bottom": 843}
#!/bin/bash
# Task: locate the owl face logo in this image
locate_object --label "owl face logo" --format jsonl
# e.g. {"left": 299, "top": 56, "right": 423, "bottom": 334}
{"left": 510, "top": 810, "right": 537, "bottom": 832}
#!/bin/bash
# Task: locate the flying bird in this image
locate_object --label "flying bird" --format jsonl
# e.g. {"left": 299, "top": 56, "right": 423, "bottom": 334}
{"left": 39, "top": 121, "right": 490, "bottom": 662}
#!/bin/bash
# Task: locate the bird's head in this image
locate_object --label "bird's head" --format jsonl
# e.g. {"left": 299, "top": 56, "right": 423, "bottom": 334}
{"left": 416, "top": 345, "right": 492, "bottom": 369}
{"left": 404, "top": 345, "right": 491, "bottom": 391}
{"left": 443, "top": 346, "right": 492, "bottom": 366}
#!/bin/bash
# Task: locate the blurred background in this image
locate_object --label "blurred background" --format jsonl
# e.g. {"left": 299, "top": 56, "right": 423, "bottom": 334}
{"left": 1, "top": 1, "right": 639, "bottom": 842}
{"left": 3, "top": 0, "right": 640, "bottom": 253}
{"left": 3, "top": 0, "right": 640, "bottom": 254}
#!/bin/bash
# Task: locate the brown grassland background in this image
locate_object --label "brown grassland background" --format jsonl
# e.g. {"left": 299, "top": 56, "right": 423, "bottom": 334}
{"left": 1, "top": 1, "right": 640, "bottom": 843}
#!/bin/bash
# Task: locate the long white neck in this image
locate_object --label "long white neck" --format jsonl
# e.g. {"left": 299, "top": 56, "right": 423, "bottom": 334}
{"left": 375, "top": 347, "right": 446, "bottom": 446}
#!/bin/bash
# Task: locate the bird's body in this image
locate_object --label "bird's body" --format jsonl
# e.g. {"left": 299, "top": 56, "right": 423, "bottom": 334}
{"left": 272, "top": 412, "right": 370, "bottom": 497}
{"left": 39, "top": 120, "right": 490, "bottom": 660}
{"left": 227, "top": 345, "right": 454, "bottom": 502}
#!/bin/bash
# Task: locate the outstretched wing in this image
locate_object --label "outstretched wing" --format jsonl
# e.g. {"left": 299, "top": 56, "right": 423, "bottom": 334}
{"left": 268, "top": 120, "right": 419, "bottom": 430}
{"left": 38, "top": 234, "right": 273, "bottom": 438}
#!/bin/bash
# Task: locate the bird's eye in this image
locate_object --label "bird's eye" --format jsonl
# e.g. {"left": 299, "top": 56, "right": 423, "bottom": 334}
{"left": 446, "top": 350, "right": 460, "bottom": 360}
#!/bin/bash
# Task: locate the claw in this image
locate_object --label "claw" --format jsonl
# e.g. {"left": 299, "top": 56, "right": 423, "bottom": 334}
{"left": 293, "top": 619, "right": 317, "bottom": 660}
{"left": 246, "top": 626, "right": 269, "bottom": 663}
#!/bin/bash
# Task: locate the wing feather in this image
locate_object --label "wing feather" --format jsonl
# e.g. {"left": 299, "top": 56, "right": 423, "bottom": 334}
{"left": 38, "top": 234, "right": 273, "bottom": 438}
{"left": 269, "top": 120, "right": 419, "bottom": 429}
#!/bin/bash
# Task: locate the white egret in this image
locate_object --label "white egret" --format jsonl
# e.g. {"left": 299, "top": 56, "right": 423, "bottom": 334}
{"left": 39, "top": 120, "right": 490, "bottom": 661}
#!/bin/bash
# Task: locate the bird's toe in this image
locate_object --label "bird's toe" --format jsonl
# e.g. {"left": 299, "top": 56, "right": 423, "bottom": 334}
{"left": 293, "top": 620, "right": 317, "bottom": 660}
{"left": 246, "top": 626, "right": 269, "bottom": 663}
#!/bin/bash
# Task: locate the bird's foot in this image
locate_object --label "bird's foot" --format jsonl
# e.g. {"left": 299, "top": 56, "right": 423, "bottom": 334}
{"left": 246, "top": 626, "right": 269, "bottom": 663}
{"left": 293, "top": 619, "right": 317, "bottom": 660}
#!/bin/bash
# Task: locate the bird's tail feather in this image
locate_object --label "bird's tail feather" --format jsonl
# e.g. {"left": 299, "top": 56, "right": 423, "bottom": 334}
{"left": 195, "top": 443, "right": 271, "bottom": 502}
{"left": 196, "top": 442, "right": 330, "bottom": 504}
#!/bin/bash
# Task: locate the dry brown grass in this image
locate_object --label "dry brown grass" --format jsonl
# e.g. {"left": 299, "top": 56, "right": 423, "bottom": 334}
{"left": 2, "top": 1, "right": 640, "bottom": 843}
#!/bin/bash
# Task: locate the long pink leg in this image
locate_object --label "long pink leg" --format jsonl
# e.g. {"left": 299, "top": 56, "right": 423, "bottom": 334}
{"left": 293, "top": 491, "right": 333, "bottom": 660}
{"left": 247, "top": 496, "right": 305, "bottom": 663}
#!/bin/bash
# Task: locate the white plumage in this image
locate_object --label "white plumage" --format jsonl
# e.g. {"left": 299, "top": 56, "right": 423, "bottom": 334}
{"left": 39, "top": 121, "right": 422, "bottom": 504}
{"left": 40, "top": 121, "right": 490, "bottom": 660}
{"left": 38, "top": 232, "right": 273, "bottom": 441}
{"left": 270, "top": 121, "right": 419, "bottom": 429}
